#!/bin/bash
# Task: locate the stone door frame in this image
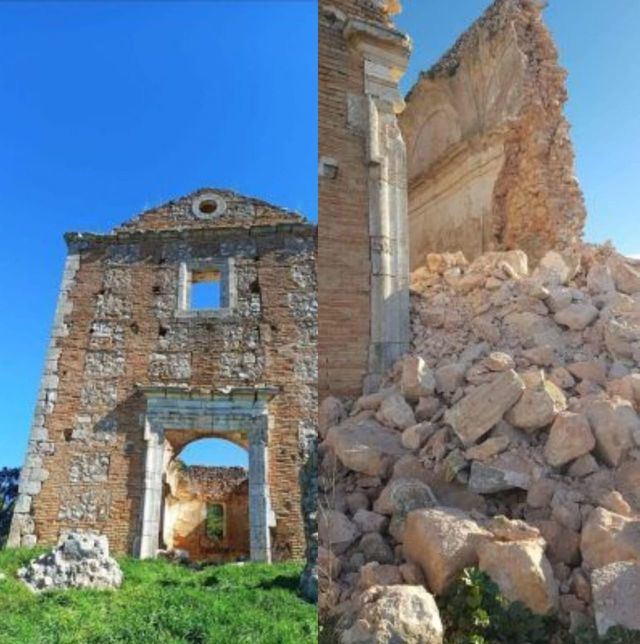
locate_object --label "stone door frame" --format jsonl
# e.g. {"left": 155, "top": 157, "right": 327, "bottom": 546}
{"left": 136, "top": 385, "right": 277, "bottom": 562}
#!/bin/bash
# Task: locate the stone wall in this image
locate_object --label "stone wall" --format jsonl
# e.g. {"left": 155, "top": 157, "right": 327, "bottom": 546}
{"left": 164, "top": 464, "right": 249, "bottom": 562}
{"left": 9, "top": 189, "right": 317, "bottom": 562}
{"left": 400, "top": 0, "right": 586, "bottom": 270}
{"left": 318, "top": 0, "right": 411, "bottom": 398}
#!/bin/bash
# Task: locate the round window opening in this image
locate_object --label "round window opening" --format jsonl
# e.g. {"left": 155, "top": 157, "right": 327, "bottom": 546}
{"left": 192, "top": 193, "right": 227, "bottom": 219}
{"left": 198, "top": 199, "right": 218, "bottom": 215}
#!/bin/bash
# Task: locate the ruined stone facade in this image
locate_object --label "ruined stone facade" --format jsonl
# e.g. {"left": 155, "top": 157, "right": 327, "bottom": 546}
{"left": 319, "top": 0, "right": 586, "bottom": 399}
{"left": 401, "top": 0, "right": 586, "bottom": 270}
{"left": 318, "top": 0, "right": 412, "bottom": 398}
{"left": 9, "top": 188, "right": 317, "bottom": 564}
{"left": 164, "top": 465, "right": 249, "bottom": 562}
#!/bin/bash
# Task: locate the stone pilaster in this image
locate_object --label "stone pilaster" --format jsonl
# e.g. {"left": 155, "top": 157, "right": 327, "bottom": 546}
{"left": 344, "top": 18, "right": 412, "bottom": 392}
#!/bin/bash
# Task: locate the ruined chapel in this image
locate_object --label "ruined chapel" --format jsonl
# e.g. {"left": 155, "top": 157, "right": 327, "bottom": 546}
{"left": 8, "top": 188, "right": 318, "bottom": 564}
{"left": 319, "top": 0, "right": 586, "bottom": 397}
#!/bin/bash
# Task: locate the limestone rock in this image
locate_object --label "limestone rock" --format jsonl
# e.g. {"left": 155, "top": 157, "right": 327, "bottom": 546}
{"left": 554, "top": 303, "right": 599, "bottom": 330}
{"left": 434, "top": 363, "right": 466, "bottom": 395}
{"left": 581, "top": 507, "right": 640, "bottom": 570}
{"left": 403, "top": 507, "right": 491, "bottom": 595}
{"left": 587, "top": 264, "right": 616, "bottom": 295}
{"left": 609, "top": 257, "right": 640, "bottom": 295}
{"left": 543, "top": 412, "right": 595, "bottom": 467}
{"left": 591, "top": 561, "right": 640, "bottom": 636}
{"left": 468, "top": 454, "right": 533, "bottom": 494}
{"left": 325, "top": 417, "right": 406, "bottom": 477}
{"left": 358, "top": 563, "right": 403, "bottom": 589}
{"left": 583, "top": 398, "right": 640, "bottom": 467}
{"left": 444, "top": 370, "right": 525, "bottom": 446}
{"left": 478, "top": 539, "right": 559, "bottom": 614}
{"left": 400, "top": 356, "right": 436, "bottom": 403}
{"left": 376, "top": 393, "right": 417, "bottom": 430}
{"left": 339, "top": 585, "right": 444, "bottom": 644}
{"left": 533, "top": 251, "right": 577, "bottom": 286}
{"left": 319, "top": 509, "right": 360, "bottom": 555}
{"left": 359, "top": 533, "right": 394, "bottom": 564}
{"left": 17, "top": 532, "right": 123, "bottom": 592}
{"left": 464, "top": 436, "right": 510, "bottom": 461}
{"left": 318, "top": 545, "right": 341, "bottom": 579}
{"left": 505, "top": 375, "right": 567, "bottom": 431}
{"left": 373, "top": 478, "right": 436, "bottom": 517}
{"left": 319, "top": 397, "right": 345, "bottom": 438}
{"left": 353, "top": 509, "right": 388, "bottom": 534}
{"left": 483, "top": 352, "right": 515, "bottom": 372}
{"left": 401, "top": 422, "right": 435, "bottom": 450}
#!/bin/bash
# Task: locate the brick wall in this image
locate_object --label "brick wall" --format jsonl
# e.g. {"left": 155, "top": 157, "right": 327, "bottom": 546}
{"left": 10, "top": 189, "right": 317, "bottom": 562}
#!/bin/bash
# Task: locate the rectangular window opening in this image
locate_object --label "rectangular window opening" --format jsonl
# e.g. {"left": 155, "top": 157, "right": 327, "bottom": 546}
{"left": 190, "top": 269, "right": 221, "bottom": 310}
{"left": 206, "top": 503, "right": 225, "bottom": 541}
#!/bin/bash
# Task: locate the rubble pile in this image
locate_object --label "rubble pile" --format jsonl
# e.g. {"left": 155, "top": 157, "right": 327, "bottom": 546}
{"left": 18, "top": 532, "right": 123, "bottom": 592}
{"left": 319, "top": 245, "right": 640, "bottom": 639}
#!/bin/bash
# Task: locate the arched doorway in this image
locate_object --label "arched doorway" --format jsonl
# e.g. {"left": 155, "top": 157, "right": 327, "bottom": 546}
{"left": 137, "top": 385, "right": 276, "bottom": 563}
{"left": 161, "top": 436, "right": 250, "bottom": 562}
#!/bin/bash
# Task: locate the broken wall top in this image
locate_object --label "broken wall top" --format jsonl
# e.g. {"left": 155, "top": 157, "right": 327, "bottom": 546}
{"left": 401, "top": 0, "right": 586, "bottom": 266}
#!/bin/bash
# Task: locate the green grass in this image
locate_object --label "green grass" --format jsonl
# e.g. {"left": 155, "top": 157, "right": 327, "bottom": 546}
{"left": 0, "top": 548, "right": 317, "bottom": 644}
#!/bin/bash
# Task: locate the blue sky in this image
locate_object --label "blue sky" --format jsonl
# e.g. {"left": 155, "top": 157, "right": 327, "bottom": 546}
{"left": 0, "top": 1, "right": 316, "bottom": 467}
{"left": 396, "top": 0, "right": 640, "bottom": 258}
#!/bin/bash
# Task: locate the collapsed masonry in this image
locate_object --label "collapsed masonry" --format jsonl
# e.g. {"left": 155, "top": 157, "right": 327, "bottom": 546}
{"left": 8, "top": 189, "right": 318, "bottom": 577}
{"left": 401, "top": 0, "right": 586, "bottom": 270}
{"left": 319, "top": 246, "right": 640, "bottom": 638}
{"left": 163, "top": 464, "right": 249, "bottom": 562}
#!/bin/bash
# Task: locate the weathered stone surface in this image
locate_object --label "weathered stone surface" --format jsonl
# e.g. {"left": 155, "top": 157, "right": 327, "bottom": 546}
{"left": 358, "top": 562, "right": 403, "bottom": 590}
{"left": 505, "top": 376, "right": 566, "bottom": 431}
{"left": 478, "top": 539, "right": 559, "bottom": 615}
{"left": 325, "top": 417, "right": 406, "bottom": 477}
{"left": 583, "top": 398, "right": 640, "bottom": 467}
{"left": 400, "top": 0, "right": 585, "bottom": 268}
{"left": 353, "top": 510, "right": 388, "bottom": 534}
{"left": 533, "top": 251, "right": 577, "bottom": 287}
{"left": 609, "top": 257, "right": 640, "bottom": 295}
{"left": 591, "top": 561, "right": 640, "bottom": 636}
{"left": 468, "top": 455, "right": 533, "bottom": 494}
{"left": 401, "top": 423, "right": 435, "bottom": 451}
{"left": 581, "top": 507, "right": 640, "bottom": 570}
{"left": 18, "top": 532, "right": 123, "bottom": 592}
{"left": 444, "top": 370, "right": 525, "bottom": 446}
{"left": 587, "top": 264, "right": 616, "bottom": 294}
{"left": 434, "top": 363, "right": 466, "bottom": 395}
{"left": 554, "top": 303, "right": 599, "bottom": 330}
{"left": 319, "top": 510, "right": 360, "bottom": 556}
{"left": 359, "top": 533, "right": 394, "bottom": 564}
{"left": 403, "top": 507, "right": 491, "bottom": 595}
{"left": 401, "top": 356, "right": 436, "bottom": 402}
{"left": 319, "top": 397, "right": 345, "bottom": 439}
{"left": 464, "top": 436, "right": 510, "bottom": 461}
{"left": 373, "top": 478, "right": 436, "bottom": 517}
{"left": 376, "top": 393, "right": 417, "bottom": 430}
{"left": 543, "top": 412, "right": 595, "bottom": 467}
{"left": 339, "top": 585, "right": 443, "bottom": 644}
{"left": 484, "top": 352, "right": 515, "bottom": 372}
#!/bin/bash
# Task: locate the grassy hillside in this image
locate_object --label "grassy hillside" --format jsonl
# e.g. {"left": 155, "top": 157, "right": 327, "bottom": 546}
{"left": 0, "top": 548, "right": 317, "bottom": 644}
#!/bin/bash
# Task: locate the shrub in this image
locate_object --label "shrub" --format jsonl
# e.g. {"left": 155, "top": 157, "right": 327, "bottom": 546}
{"left": 0, "top": 468, "right": 19, "bottom": 548}
{"left": 438, "top": 568, "right": 560, "bottom": 644}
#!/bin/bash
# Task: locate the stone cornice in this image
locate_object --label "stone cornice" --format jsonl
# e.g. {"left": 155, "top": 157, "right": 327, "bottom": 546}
{"left": 64, "top": 222, "right": 316, "bottom": 250}
{"left": 343, "top": 17, "right": 411, "bottom": 55}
